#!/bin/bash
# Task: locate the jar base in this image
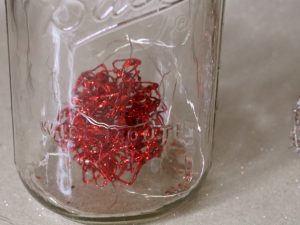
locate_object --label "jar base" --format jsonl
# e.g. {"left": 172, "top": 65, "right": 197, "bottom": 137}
{"left": 18, "top": 168, "right": 210, "bottom": 224}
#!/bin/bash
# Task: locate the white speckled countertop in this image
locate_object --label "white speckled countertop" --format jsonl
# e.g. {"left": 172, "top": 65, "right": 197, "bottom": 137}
{"left": 1, "top": 0, "right": 300, "bottom": 224}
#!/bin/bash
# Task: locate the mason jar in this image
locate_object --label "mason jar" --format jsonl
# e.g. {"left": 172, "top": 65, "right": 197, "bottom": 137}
{"left": 6, "top": 0, "right": 224, "bottom": 223}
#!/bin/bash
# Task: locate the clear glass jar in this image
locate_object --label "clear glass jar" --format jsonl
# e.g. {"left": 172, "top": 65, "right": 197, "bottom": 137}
{"left": 6, "top": 0, "right": 224, "bottom": 223}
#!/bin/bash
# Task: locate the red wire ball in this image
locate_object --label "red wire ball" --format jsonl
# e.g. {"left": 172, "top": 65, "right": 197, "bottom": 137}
{"left": 54, "top": 58, "right": 167, "bottom": 187}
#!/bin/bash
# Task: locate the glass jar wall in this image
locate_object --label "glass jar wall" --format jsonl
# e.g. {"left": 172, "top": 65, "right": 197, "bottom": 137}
{"left": 6, "top": 0, "right": 224, "bottom": 223}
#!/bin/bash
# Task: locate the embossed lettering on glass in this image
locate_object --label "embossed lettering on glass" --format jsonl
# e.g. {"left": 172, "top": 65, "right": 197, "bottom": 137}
{"left": 6, "top": 0, "right": 224, "bottom": 223}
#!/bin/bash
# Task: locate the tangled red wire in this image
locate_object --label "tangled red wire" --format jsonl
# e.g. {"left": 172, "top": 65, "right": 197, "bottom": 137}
{"left": 54, "top": 58, "right": 167, "bottom": 187}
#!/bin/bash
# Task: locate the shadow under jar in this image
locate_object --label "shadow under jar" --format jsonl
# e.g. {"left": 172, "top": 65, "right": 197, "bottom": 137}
{"left": 6, "top": 0, "right": 224, "bottom": 223}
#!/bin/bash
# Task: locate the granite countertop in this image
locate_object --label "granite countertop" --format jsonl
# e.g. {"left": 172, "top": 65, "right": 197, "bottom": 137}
{"left": 1, "top": 0, "right": 300, "bottom": 224}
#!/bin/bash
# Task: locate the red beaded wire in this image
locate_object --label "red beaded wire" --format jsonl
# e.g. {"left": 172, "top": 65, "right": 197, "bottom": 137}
{"left": 54, "top": 58, "right": 167, "bottom": 187}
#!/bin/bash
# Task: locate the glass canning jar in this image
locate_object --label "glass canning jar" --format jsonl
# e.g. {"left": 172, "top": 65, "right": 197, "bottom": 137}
{"left": 6, "top": 0, "right": 224, "bottom": 223}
